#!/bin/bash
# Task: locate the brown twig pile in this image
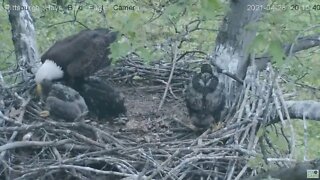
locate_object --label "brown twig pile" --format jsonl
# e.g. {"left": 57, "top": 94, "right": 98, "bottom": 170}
{"left": 97, "top": 54, "right": 193, "bottom": 94}
{"left": 0, "top": 58, "right": 293, "bottom": 180}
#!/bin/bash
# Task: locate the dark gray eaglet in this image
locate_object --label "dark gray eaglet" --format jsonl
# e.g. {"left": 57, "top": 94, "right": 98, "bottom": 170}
{"left": 39, "top": 80, "right": 88, "bottom": 121}
{"left": 77, "top": 77, "right": 126, "bottom": 119}
{"left": 185, "top": 63, "right": 225, "bottom": 128}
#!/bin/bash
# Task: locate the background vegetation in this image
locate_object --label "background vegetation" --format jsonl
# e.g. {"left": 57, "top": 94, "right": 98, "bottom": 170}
{"left": 1, "top": 0, "right": 320, "bottom": 163}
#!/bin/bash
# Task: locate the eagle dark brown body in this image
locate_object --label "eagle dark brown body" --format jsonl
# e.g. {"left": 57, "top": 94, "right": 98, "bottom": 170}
{"left": 35, "top": 28, "right": 127, "bottom": 120}
{"left": 41, "top": 28, "right": 118, "bottom": 87}
{"left": 185, "top": 64, "right": 225, "bottom": 128}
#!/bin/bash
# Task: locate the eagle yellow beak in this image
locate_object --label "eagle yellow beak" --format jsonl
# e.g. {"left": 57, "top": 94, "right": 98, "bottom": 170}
{"left": 36, "top": 83, "right": 42, "bottom": 96}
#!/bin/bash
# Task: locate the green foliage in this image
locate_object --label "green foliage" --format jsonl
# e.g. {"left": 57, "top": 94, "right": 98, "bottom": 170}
{"left": 290, "top": 120, "right": 320, "bottom": 160}
{"left": 268, "top": 40, "right": 285, "bottom": 66}
{"left": 200, "top": 0, "right": 221, "bottom": 17}
{"left": 248, "top": 155, "right": 266, "bottom": 170}
{"left": 250, "top": 33, "right": 268, "bottom": 53}
{"left": 110, "top": 41, "right": 131, "bottom": 61}
{"left": 1, "top": 0, "right": 320, "bottom": 164}
{"left": 0, "top": 0, "right": 223, "bottom": 69}
{"left": 136, "top": 47, "right": 153, "bottom": 62}
{"left": 0, "top": 7, "right": 15, "bottom": 70}
{"left": 268, "top": 129, "right": 289, "bottom": 153}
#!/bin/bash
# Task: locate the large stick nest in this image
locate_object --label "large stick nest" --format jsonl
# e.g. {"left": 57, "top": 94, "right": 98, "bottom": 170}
{"left": 0, "top": 55, "right": 294, "bottom": 180}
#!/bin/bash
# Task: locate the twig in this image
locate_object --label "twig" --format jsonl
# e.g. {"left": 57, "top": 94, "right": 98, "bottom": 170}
{"left": 148, "top": 149, "right": 181, "bottom": 179}
{"left": 78, "top": 122, "right": 124, "bottom": 148}
{"left": 156, "top": 79, "right": 178, "bottom": 99}
{"left": 0, "top": 95, "right": 30, "bottom": 160}
{"left": 52, "top": 129, "right": 106, "bottom": 149}
{"left": 158, "top": 42, "right": 179, "bottom": 111}
{"left": 0, "top": 139, "right": 72, "bottom": 152}
{"left": 17, "top": 164, "right": 134, "bottom": 179}
{"left": 303, "top": 114, "right": 308, "bottom": 161}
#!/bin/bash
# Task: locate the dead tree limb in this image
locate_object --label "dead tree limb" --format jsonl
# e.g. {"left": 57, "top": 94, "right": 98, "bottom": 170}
{"left": 255, "top": 34, "right": 320, "bottom": 71}
{"left": 286, "top": 100, "right": 320, "bottom": 121}
{"left": 8, "top": 0, "right": 39, "bottom": 80}
{"left": 246, "top": 159, "right": 320, "bottom": 180}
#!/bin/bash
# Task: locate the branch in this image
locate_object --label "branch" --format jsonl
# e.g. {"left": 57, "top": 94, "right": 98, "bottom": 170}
{"left": 245, "top": 159, "right": 320, "bottom": 180}
{"left": 18, "top": 164, "right": 133, "bottom": 178}
{"left": 158, "top": 42, "right": 178, "bottom": 111}
{"left": 268, "top": 100, "right": 320, "bottom": 125}
{"left": 0, "top": 139, "right": 72, "bottom": 152}
{"left": 255, "top": 34, "right": 320, "bottom": 71}
{"left": 283, "top": 34, "right": 320, "bottom": 55}
{"left": 286, "top": 100, "right": 320, "bottom": 121}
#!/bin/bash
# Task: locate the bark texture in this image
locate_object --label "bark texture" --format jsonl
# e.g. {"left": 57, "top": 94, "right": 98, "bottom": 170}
{"left": 8, "top": 0, "right": 39, "bottom": 80}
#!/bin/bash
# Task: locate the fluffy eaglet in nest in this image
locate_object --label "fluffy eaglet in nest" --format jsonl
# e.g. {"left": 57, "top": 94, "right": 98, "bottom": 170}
{"left": 185, "top": 63, "right": 226, "bottom": 129}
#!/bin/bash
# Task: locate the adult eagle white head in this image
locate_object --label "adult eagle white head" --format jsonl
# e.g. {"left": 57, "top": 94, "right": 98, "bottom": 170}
{"left": 35, "top": 28, "right": 118, "bottom": 94}
{"left": 35, "top": 60, "right": 64, "bottom": 94}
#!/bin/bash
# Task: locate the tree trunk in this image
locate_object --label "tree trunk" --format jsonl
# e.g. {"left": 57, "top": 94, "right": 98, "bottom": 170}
{"left": 210, "top": 0, "right": 320, "bottom": 179}
{"left": 212, "top": 0, "right": 267, "bottom": 113}
{"left": 8, "top": 0, "right": 39, "bottom": 81}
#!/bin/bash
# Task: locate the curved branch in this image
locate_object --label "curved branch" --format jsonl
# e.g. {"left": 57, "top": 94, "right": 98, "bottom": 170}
{"left": 269, "top": 100, "right": 320, "bottom": 125}
{"left": 245, "top": 159, "right": 320, "bottom": 180}
{"left": 286, "top": 100, "right": 320, "bottom": 121}
{"left": 283, "top": 34, "right": 320, "bottom": 55}
{"left": 256, "top": 34, "right": 320, "bottom": 71}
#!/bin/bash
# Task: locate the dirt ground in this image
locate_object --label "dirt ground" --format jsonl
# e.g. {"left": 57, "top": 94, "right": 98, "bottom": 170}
{"left": 117, "top": 85, "right": 189, "bottom": 133}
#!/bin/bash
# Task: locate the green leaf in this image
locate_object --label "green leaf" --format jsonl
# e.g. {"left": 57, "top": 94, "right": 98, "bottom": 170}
{"left": 207, "top": 0, "right": 220, "bottom": 9}
{"left": 269, "top": 40, "right": 285, "bottom": 66}
{"left": 133, "top": 75, "right": 142, "bottom": 80}
{"left": 250, "top": 34, "right": 268, "bottom": 53}
{"left": 165, "top": 5, "right": 181, "bottom": 17}
{"left": 268, "top": 131, "right": 288, "bottom": 153}
{"left": 256, "top": 128, "right": 265, "bottom": 138}
{"left": 247, "top": 155, "right": 265, "bottom": 169}
{"left": 126, "top": 12, "right": 141, "bottom": 30}
{"left": 137, "top": 47, "right": 152, "bottom": 62}
{"left": 200, "top": 0, "right": 221, "bottom": 17}
{"left": 110, "top": 41, "right": 131, "bottom": 61}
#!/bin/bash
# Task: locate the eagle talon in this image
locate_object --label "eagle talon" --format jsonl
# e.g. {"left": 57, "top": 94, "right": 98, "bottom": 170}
{"left": 211, "top": 121, "right": 223, "bottom": 131}
{"left": 39, "top": 110, "right": 50, "bottom": 118}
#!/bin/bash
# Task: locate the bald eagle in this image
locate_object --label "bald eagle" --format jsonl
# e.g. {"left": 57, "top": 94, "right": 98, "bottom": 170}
{"left": 185, "top": 64, "right": 225, "bottom": 128}
{"left": 78, "top": 77, "right": 126, "bottom": 119}
{"left": 39, "top": 80, "right": 88, "bottom": 121}
{"left": 35, "top": 28, "right": 118, "bottom": 93}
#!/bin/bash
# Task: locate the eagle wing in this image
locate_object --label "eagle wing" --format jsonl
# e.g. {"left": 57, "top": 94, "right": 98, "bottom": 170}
{"left": 41, "top": 29, "right": 118, "bottom": 78}
{"left": 206, "top": 82, "right": 226, "bottom": 120}
{"left": 66, "top": 30, "right": 118, "bottom": 78}
{"left": 184, "top": 80, "right": 203, "bottom": 113}
{"left": 79, "top": 77, "right": 126, "bottom": 118}
{"left": 41, "top": 31, "right": 89, "bottom": 67}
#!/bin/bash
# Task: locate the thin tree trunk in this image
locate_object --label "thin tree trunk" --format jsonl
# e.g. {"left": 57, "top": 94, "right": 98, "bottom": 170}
{"left": 212, "top": 0, "right": 267, "bottom": 110}
{"left": 8, "top": 0, "right": 39, "bottom": 81}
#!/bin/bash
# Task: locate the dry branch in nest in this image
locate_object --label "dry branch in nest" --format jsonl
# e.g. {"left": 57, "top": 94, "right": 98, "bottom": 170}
{"left": 0, "top": 58, "right": 294, "bottom": 180}
{"left": 96, "top": 54, "right": 193, "bottom": 94}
